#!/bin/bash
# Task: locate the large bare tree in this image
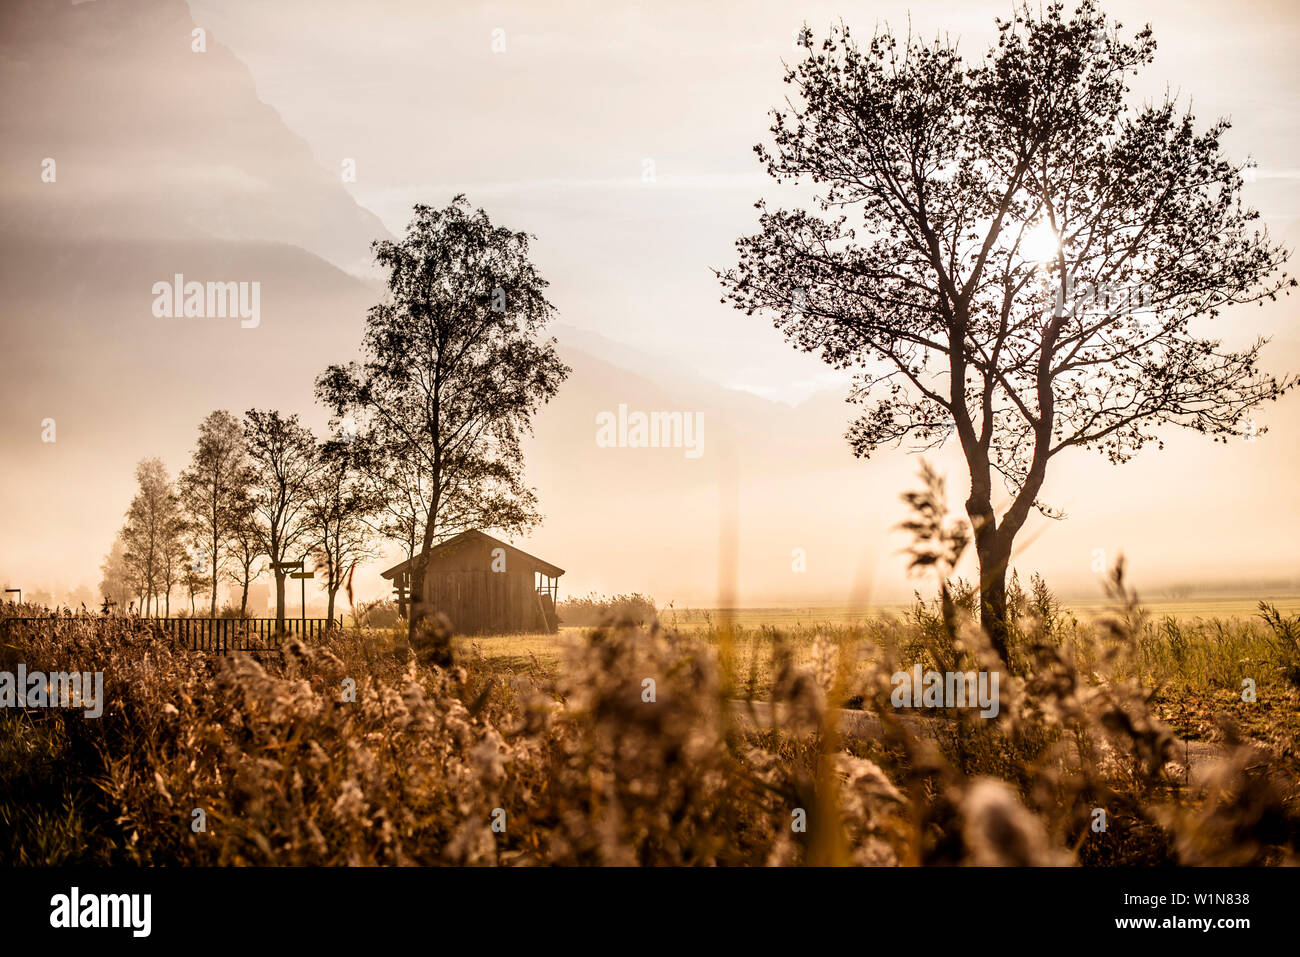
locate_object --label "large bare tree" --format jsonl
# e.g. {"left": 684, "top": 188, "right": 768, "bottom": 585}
{"left": 720, "top": 1, "right": 1295, "bottom": 659}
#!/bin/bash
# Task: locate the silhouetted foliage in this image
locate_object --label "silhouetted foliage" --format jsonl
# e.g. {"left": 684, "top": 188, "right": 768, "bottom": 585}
{"left": 720, "top": 0, "right": 1296, "bottom": 660}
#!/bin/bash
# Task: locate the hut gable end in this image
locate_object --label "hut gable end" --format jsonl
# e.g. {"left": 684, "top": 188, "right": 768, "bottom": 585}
{"left": 379, "top": 530, "right": 563, "bottom": 635}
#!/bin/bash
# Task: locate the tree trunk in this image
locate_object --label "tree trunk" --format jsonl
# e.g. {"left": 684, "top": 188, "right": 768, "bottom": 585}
{"left": 974, "top": 527, "right": 1013, "bottom": 664}
{"left": 274, "top": 571, "right": 286, "bottom": 633}
{"left": 326, "top": 588, "right": 336, "bottom": 625}
{"left": 210, "top": 550, "right": 219, "bottom": 618}
{"left": 407, "top": 550, "right": 427, "bottom": 639}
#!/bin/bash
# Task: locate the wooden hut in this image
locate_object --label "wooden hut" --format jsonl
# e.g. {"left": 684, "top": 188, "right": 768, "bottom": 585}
{"left": 379, "top": 530, "right": 563, "bottom": 635}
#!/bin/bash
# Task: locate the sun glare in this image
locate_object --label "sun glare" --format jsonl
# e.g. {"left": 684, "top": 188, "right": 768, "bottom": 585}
{"left": 1021, "top": 220, "right": 1061, "bottom": 265}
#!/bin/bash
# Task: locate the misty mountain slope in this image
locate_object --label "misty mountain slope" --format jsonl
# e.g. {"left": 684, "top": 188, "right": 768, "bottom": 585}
{"left": 0, "top": 234, "right": 381, "bottom": 596}
{"left": 0, "top": 0, "right": 392, "bottom": 274}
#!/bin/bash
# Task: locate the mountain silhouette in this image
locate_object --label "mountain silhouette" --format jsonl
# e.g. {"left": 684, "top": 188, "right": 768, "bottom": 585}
{"left": 0, "top": 0, "right": 392, "bottom": 274}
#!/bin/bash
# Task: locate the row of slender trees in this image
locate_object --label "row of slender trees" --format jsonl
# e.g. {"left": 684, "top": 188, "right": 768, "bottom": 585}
{"left": 101, "top": 410, "right": 377, "bottom": 627}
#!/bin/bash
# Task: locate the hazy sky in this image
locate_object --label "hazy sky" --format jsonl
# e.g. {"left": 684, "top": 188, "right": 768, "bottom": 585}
{"left": 3, "top": 0, "right": 1298, "bottom": 609}
{"left": 187, "top": 0, "right": 1300, "bottom": 397}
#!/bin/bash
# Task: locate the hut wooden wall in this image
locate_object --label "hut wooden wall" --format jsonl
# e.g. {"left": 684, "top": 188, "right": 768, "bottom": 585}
{"left": 398, "top": 533, "right": 558, "bottom": 635}
{"left": 423, "top": 568, "right": 545, "bottom": 634}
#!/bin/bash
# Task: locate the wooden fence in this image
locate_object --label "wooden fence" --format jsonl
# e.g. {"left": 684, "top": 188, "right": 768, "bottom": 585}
{"left": 0, "top": 616, "right": 342, "bottom": 653}
{"left": 150, "top": 617, "right": 342, "bottom": 651}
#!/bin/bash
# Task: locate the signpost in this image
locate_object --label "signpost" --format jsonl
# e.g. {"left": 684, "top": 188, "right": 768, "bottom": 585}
{"left": 291, "top": 569, "right": 314, "bottom": 625}
{"left": 269, "top": 562, "right": 303, "bottom": 634}
{"left": 291, "top": 552, "right": 316, "bottom": 626}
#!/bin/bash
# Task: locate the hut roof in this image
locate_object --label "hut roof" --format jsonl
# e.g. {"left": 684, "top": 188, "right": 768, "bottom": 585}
{"left": 379, "top": 529, "right": 565, "bottom": 580}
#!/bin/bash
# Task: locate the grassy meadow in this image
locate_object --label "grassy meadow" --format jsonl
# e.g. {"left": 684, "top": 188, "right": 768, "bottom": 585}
{"left": 3, "top": 562, "right": 1298, "bottom": 867}
{"left": 460, "top": 595, "right": 1300, "bottom": 746}
{"left": 659, "top": 595, "right": 1300, "bottom": 629}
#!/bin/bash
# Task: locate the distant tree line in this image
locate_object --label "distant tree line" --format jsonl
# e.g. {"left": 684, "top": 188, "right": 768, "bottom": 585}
{"left": 100, "top": 410, "right": 378, "bottom": 628}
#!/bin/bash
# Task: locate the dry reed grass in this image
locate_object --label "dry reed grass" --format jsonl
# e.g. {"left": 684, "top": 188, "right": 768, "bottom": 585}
{"left": 1, "top": 472, "right": 1296, "bottom": 865}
